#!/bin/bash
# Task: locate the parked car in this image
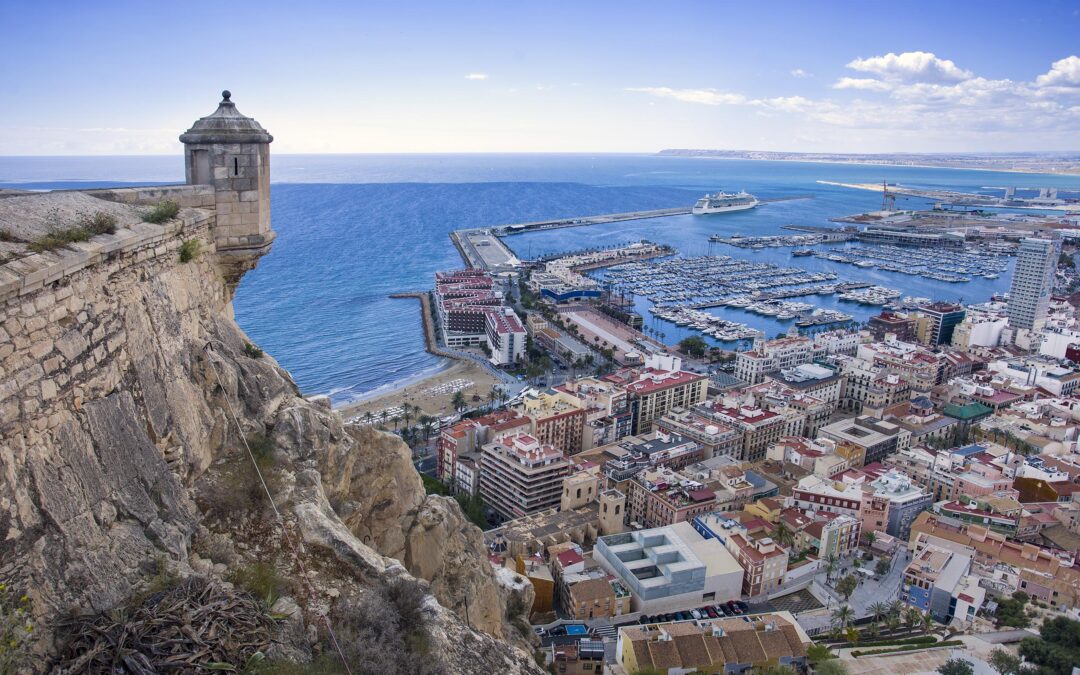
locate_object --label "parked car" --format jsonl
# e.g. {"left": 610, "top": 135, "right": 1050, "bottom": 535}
{"left": 638, "top": 615, "right": 651, "bottom": 624}
{"left": 676, "top": 611, "right": 690, "bottom": 621}
{"left": 690, "top": 609, "right": 702, "bottom": 620}
{"left": 736, "top": 600, "right": 749, "bottom": 612}
{"left": 704, "top": 607, "right": 718, "bottom": 618}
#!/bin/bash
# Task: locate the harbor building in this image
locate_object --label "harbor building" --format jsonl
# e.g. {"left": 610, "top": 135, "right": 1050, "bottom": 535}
{"left": 593, "top": 521, "right": 743, "bottom": 613}
{"left": 1008, "top": 237, "right": 1060, "bottom": 333}
{"left": 433, "top": 269, "right": 526, "bottom": 365}
{"left": 479, "top": 433, "right": 570, "bottom": 520}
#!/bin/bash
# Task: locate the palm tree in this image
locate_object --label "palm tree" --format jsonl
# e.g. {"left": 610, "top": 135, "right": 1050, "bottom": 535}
{"left": 363, "top": 411, "right": 374, "bottom": 426}
{"left": 451, "top": 390, "right": 467, "bottom": 412}
{"left": 920, "top": 611, "right": 934, "bottom": 634}
{"left": 844, "top": 626, "right": 859, "bottom": 646}
{"left": 402, "top": 404, "right": 413, "bottom": 429}
{"left": 866, "top": 531, "right": 877, "bottom": 548}
{"left": 772, "top": 520, "right": 795, "bottom": 549}
{"left": 418, "top": 415, "right": 435, "bottom": 442}
{"left": 885, "top": 614, "right": 901, "bottom": 635}
{"left": 380, "top": 410, "right": 390, "bottom": 428}
{"left": 887, "top": 600, "right": 904, "bottom": 619}
{"left": 488, "top": 387, "right": 498, "bottom": 410}
{"left": 868, "top": 602, "right": 889, "bottom": 625}
{"left": 831, "top": 606, "right": 855, "bottom": 633}
{"left": 904, "top": 607, "right": 921, "bottom": 633}
{"left": 824, "top": 553, "right": 839, "bottom": 583}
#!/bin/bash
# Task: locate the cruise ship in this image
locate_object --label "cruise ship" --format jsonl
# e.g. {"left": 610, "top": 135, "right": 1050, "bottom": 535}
{"left": 692, "top": 189, "right": 759, "bottom": 215}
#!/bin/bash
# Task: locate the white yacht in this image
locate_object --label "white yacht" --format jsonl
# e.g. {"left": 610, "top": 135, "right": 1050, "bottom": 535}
{"left": 692, "top": 190, "right": 758, "bottom": 215}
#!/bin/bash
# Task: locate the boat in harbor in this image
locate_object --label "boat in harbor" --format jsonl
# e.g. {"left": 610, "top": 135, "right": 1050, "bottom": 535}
{"left": 792, "top": 248, "right": 814, "bottom": 256}
{"left": 693, "top": 190, "right": 759, "bottom": 215}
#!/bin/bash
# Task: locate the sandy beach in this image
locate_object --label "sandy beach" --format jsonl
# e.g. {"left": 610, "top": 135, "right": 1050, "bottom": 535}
{"left": 335, "top": 359, "right": 503, "bottom": 424}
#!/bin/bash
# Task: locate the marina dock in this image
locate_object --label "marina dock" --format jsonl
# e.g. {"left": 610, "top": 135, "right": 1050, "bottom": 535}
{"left": 495, "top": 207, "right": 691, "bottom": 236}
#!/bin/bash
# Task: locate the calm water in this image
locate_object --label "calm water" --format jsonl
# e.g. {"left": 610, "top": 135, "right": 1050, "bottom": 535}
{"left": 3, "top": 154, "right": 1079, "bottom": 404}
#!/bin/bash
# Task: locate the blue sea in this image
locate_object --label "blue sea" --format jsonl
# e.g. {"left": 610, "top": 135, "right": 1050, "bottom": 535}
{"left": 3, "top": 154, "right": 1079, "bottom": 405}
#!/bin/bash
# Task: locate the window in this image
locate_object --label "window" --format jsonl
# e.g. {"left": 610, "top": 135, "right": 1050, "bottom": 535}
{"left": 233, "top": 157, "right": 240, "bottom": 176}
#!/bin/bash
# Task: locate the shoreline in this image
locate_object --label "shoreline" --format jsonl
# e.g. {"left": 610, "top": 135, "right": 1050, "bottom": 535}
{"left": 331, "top": 357, "right": 455, "bottom": 410}
{"left": 658, "top": 153, "right": 1080, "bottom": 176}
{"left": 334, "top": 358, "right": 501, "bottom": 423}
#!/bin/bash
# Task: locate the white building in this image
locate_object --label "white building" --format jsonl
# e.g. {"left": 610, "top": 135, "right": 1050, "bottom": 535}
{"left": 485, "top": 307, "right": 527, "bottom": 366}
{"left": 1008, "top": 237, "right": 1059, "bottom": 332}
{"left": 593, "top": 521, "right": 744, "bottom": 613}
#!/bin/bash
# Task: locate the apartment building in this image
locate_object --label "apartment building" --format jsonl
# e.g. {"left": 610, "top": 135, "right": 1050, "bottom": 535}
{"left": 479, "top": 433, "right": 570, "bottom": 520}
{"left": 626, "top": 465, "right": 718, "bottom": 530}
{"left": 618, "top": 367, "right": 709, "bottom": 435}
{"left": 518, "top": 388, "right": 588, "bottom": 454}
{"left": 706, "top": 403, "right": 785, "bottom": 463}
{"left": 436, "top": 409, "right": 530, "bottom": 482}
{"left": 655, "top": 408, "right": 742, "bottom": 459}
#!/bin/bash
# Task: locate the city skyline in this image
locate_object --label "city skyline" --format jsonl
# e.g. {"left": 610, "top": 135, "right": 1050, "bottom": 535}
{"left": 2, "top": 0, "right": 1080, "bottom": 155}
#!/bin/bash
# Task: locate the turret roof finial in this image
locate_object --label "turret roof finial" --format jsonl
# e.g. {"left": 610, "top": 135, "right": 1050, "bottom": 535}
{"left": 179, "top": 89, "right": 273, "bottom": 144}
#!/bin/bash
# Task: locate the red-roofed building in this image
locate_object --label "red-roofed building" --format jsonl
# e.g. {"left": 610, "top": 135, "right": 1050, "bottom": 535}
{"left": 621, "top": 368, "right": 708, "bottom": 435}
{"left": 436, "top": 410, "right": 530, "bottom": 482}
{"left": 706, "top": 402, "right": 785, "bottom": 462}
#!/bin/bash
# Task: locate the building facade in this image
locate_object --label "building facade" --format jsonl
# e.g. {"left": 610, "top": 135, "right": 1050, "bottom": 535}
{"left": 1008, "top": 237, "right": 1060, "bottom": 332}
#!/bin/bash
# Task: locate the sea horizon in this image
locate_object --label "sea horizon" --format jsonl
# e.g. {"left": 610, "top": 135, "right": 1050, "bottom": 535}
{"left": 3, "top": 153, "right": 1079, "bottom": 405}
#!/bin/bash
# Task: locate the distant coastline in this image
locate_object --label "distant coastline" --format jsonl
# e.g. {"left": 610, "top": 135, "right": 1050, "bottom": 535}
{"left": 657, "top": 149, "right": 1080, "bottom": 176}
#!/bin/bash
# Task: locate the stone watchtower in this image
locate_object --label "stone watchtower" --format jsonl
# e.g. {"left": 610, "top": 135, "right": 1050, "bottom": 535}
{"left": 598, "top": 488, "right": 626, "bottom": 536}
{"left": 180, "top": 91, "right": 274, "bottom": 281}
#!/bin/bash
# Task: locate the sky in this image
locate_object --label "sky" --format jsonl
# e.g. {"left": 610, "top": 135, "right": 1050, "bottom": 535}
{"left": 2, "top": 0, "right": 1080, "bottom": 155}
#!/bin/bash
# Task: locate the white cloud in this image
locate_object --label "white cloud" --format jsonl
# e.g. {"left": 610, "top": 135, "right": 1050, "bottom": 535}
{"left": 846, "top": 51, "right": 973, "bottom": 83}
{"left": 626, "top": 53, "right": 1080, "bottom": 145}
{"left": 1035, "top": 55, "right": 1080, "bottom": 88}
{"left": 625, "top": 87, "right": 746, "bottom": 105}
{"left": 790, "top": 68, "right": 809, "bottom": 78}
{"left": 753, "top": 96, "right": 819, "bottom": 113}
{"left": 464, "top": 73, "right": 489, "bottom": 80}
{"left": 833, "top": 77, "right": 891, "bottom": 91}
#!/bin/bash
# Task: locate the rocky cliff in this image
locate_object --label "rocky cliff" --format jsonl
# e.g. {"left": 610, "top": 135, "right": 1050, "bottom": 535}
{"left": 0, "top": 191, "right": 542, "bottom": 673}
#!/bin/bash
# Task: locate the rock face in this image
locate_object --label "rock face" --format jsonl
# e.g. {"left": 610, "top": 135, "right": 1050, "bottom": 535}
{"left": 0, "top": 192, "right": 541, "bottom": 672}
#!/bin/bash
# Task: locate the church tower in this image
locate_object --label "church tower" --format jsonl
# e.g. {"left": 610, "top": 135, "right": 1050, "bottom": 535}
{"left": 598, "top": 488, "right": 626, "bottom": 536}
{"left": 180, "top": 91, "right": 274, "bottom": 280}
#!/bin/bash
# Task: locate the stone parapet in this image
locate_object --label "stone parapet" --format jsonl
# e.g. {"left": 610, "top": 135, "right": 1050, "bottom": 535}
{"left": 85, "top": 184, "right": 215, "bottom": 209}
{"left": 0, "top": 209, "right": 213, "bottom": 304}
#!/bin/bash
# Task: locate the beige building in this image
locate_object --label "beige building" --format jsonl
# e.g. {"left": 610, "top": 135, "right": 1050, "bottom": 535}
{"left": 518, "top": 389, "right": 588, "bottom": 454}
{"left": 616, "top": 613, "right": 810, "bottom": 675}
{"left": 480, "top": 433, "right": 570, "bottom": 520}
{"left": 619, "top": 368, "right": 709, "bottom": 435}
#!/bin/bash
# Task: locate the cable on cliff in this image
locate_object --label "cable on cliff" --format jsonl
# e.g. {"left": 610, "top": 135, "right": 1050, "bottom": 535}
{"left": 202, "top": 341, "right": 353, "bottom": 675}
